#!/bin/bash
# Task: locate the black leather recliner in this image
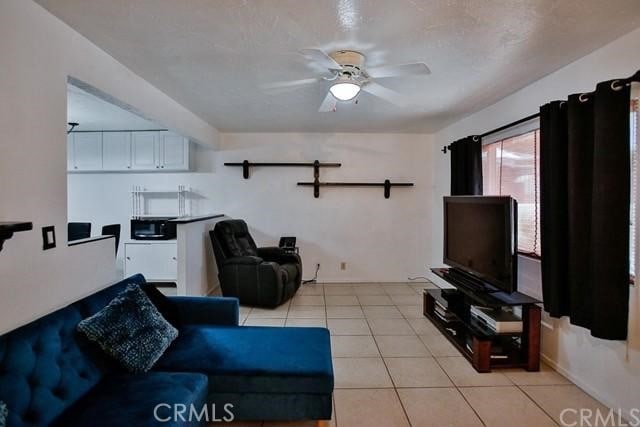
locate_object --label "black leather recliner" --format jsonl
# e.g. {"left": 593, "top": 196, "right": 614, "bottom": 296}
{"left": 210, "top": 219, "right": 302, "bottom": 307}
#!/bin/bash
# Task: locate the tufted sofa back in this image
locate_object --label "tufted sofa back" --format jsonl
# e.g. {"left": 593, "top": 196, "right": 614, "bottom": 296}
{"left": 0, "top": 274, "right": 146, "bottom": 426}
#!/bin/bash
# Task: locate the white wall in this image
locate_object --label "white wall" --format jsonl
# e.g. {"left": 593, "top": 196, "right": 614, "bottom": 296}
{"left": 68, "top": 133, "right": 434, "bottom": 283}
{"left": 176, "top": 216, "right": 229, "bottom": 296}
{"left": 430, "top": 27, "right": 640, "bottom": 417}
{"left": 0, "top": 0, "right": 219, "bottom": 334}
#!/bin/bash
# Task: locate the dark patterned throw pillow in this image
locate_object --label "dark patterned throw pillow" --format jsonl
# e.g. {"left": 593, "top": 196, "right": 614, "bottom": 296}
{"left": 0, "top": 401, "right": 7, "bottom": 427}
{"left": 77, "top": 284, "right": 178, "bottom": 373}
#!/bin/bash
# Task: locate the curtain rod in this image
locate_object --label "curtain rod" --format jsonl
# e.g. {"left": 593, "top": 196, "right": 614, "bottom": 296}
{"left": 578, "top": 69, "right": 640, "bottom": 101}
{"left": 441, "top": 112, "right": 540, "bottom": 154}
{"left": 442, "top": 69, "right": 640, "bottom": 154}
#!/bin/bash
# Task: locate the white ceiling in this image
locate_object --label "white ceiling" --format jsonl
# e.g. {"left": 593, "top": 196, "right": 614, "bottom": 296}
{"left": 67, "top": 84, "right": 162, "bottom": 131}
{"left": 42, "top": 0, "right": 640, "bottom": 133}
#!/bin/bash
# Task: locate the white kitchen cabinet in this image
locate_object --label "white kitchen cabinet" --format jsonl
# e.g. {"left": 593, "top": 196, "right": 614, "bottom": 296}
{"left": 69, "top": 132, "right": 103, "bottom": 170}
{"left": 67, "top": 131, "right": 189, "bottom": 172}
{"left": 102, "top": 132, "right": 132, "bottom": 171}
{"left": 131, "top": 131, "right": 160, "bottom": 170}
{"left": 67, "top": 134, "right": 74, "bottom": 170}
{"left": 160, "top": 131, "right": 189, "bottom": 171}
{"left": 124, "top": 242, "right": 177, "bottom": 281}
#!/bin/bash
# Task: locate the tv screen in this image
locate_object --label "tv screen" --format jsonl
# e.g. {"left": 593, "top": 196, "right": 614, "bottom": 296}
{"left": 443, "top": 196, "right": 517, "bottom": 293}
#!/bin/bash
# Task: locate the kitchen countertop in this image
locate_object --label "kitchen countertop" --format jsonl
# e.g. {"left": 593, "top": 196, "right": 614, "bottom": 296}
{"left": 169, "top": 214, "right": 225, "bottom": 224}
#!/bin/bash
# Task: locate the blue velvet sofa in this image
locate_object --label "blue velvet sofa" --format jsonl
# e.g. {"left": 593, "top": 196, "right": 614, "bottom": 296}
{"left": 0, "top": 274, "right": 333, "bottom": 426}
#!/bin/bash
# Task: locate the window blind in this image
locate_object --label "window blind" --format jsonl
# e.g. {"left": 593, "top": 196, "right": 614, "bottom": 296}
{"left": 482, "top": 124, "right": 541, "bottom": 257}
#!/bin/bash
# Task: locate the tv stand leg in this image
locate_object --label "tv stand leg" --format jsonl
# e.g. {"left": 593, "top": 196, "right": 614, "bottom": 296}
{"left": 472, "top": 337, "right": 492, "bottom": 373}
{"left": 523, "top": 305, "right": 541, "bottom": 371}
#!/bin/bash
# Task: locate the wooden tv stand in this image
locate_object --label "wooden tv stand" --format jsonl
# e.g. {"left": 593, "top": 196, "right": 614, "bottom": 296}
{"left": 424, "top": 268, "right": 541, "bottom": 373}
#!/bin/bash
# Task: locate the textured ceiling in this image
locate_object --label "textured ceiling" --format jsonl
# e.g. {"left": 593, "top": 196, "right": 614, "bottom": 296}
{"left": 39, "top": 0, "right": 640, "bottom": 133}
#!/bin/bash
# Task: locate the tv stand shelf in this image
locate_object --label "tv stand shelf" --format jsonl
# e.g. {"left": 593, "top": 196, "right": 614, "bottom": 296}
{"left": 425, "top": 268, "right": 541, "bottom": 373}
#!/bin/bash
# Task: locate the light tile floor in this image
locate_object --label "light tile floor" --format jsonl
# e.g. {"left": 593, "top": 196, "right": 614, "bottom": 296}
{"left": 214, "top": 282, "right": 617, "bottom": 427}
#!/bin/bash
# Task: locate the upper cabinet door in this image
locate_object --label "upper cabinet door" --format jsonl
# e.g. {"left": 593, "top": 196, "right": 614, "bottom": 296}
{"left": 71, "top": 132, "right": 103, "bottom": 171}
{"left": 67, "top": 134, "right": 74, "bottom": 171}
{"left": 102, "top": 132, "right": 132, "bottom": 171}
{"left": 131, "top": 132, "right": 159, "bottom": 170}
{"left": 160, "top": 131, "right": 189, "bottom": 171}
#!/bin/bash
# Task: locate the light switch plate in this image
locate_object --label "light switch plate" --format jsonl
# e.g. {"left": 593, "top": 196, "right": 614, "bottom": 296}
{"left": 42, "top": 226, "right": 56, "bottom": 250}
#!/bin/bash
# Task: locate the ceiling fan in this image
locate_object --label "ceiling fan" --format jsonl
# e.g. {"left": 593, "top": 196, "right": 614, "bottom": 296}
{"left": 262, "top": 49, "right": 431, "bottom": 112}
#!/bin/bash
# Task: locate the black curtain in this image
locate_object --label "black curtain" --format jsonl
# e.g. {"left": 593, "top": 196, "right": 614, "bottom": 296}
{"left": 450, "top": 135, "right": 483, "bottom": 195}
{"left": 540, "top": 80, "right": 631, "bottom": 340}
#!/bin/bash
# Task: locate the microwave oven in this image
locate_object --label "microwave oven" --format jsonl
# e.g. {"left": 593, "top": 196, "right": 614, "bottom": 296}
{"left": 130, "top": 217, "right": 177, "bottom": 240}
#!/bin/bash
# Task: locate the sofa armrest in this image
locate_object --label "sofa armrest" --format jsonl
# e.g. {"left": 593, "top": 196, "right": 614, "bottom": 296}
{"left": 168, "top": 296, "right": 240, "bottom": 326}
{"left": 222, "top": 256, "right": 264, "bottom": 266}
{"left": 257, "top": 247, "right": 301, "bottom": 265}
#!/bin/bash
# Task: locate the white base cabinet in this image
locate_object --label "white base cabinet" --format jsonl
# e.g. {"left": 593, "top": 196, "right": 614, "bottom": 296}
{"left": 124, "top": 242, "right": 177, "bottom": 281}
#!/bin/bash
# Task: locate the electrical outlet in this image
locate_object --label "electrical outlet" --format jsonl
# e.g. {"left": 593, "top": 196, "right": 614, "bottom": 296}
{"left": 340, "top": 262, "right": 347, "bottom": 270}
{"left": 42, "top": 226, "right": 56, "bottom": 250}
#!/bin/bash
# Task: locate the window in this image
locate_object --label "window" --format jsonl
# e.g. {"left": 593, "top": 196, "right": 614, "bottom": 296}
{"left": 480, "top": 96, "right": 639, "bottom": 272}
{"left": 481, "top": 122, "right": 540, "bottom": 258}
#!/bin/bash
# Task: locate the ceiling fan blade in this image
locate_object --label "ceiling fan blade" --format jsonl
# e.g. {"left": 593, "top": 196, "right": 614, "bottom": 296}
{"left": 260, "top": 77, "right": 320, "bottom": 91}
{"left": 367, "top": 63, "right": 431, "bottom": 79}
{"left": 318, "top": 92, "right": 337, "bottom": 112}
{"left": 300, "top": 48, "right": 342, "bottom": 70}
{"left": 361, "top": 82, "right": 409, "bottom": 107}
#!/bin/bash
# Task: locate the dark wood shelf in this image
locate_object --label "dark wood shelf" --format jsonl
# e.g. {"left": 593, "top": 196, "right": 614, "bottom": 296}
{"left": 0, "top": 221, "right": 33, "bottom": 252}
{"left": 424, "top": 268, "right": 541, "bottom": 373}
{"left": 224, "top": 160, "right": 341, "bottom": 179}
{"left": 297, "top": 180, "right": 414, "bottom": 199}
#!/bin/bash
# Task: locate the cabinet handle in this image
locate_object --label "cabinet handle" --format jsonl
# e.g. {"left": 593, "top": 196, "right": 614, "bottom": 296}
{"left": 74, "top": 166, "right": 78, "bottom": 169}
{"left": 127, "top": 166, "right": 131, "bottom": 169}
{"left": 172, "top": 257, "right": 177, "bottom": 261}
{"left": 156, "top": 166, "right": 159, "bottom": 169}
{"left": 161, "top": 166, "right": 165, "bottom": 169}
{"left": 126, "top": 257, "right": 131, "bottom": 260}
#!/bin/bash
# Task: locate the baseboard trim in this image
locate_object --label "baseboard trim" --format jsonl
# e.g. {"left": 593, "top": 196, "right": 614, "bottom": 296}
{"left": 313, "top": 281, "right": 427, "bottom": 284}
{"left": 540, "top": 353, "right": 633, "bottom": 422}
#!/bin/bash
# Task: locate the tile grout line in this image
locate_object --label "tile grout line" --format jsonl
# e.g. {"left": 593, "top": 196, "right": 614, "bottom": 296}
{"left": 322, "top": 284, "right": 339, "bottom": 427}
{"left": 363, "top": 309, "right": 414, "bottom": 427}
{"left": 516, "top": 383, "right": 562, "bottom": 426}
{"left": 429, "top": 347, "right": 488, "bottom": 427}
{"left": 405, "top": 285, "right": 488, "bottom": 427}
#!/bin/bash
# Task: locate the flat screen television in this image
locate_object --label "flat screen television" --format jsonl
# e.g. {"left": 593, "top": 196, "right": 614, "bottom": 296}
{"left": 443, "top": 196, "right": 518, "bottom": 293}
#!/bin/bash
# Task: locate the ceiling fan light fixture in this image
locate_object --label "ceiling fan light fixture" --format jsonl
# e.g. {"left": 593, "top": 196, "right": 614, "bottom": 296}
{"left": 329, "top": 82, "right": 361, "bottom": 101}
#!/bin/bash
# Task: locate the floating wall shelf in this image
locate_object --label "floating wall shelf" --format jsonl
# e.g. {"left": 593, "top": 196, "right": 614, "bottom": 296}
{"left": 224, "top": 160, "right": 341, "bottom": 179}
{"left": 0, "top": 221, "right": 33, "bottom": 252}
{"left": 225, "top": 159, "right": 414, "bottom": 199}
{"left": 297, "top": 180, "right": 414, "bottom": 199}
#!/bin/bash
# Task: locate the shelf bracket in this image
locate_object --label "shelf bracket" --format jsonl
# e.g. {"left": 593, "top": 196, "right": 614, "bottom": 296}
{"left": 243, "top": 160, "right": 250, "bottom": 179}
{"left": 314, "top": 160, "right": 320, "bottom": 198}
